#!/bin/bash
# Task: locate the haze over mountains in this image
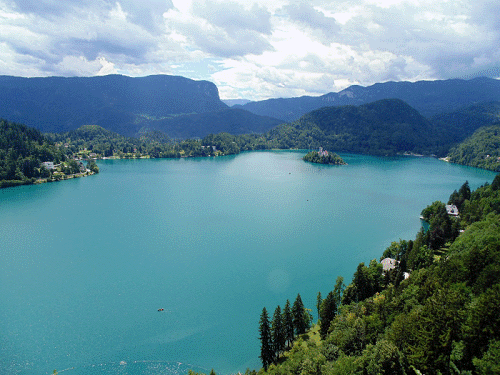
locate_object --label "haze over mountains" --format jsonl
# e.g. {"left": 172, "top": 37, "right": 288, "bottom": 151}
{"left": 0, "top": 74, "right": 500, "bottom": 143}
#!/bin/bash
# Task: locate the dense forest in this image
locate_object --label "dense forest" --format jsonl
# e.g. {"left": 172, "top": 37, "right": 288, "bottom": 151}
{"left": 190, "top": 176, "right": 500, "bottom": 375}
{"left": 253, "top": 99, "right": 444, "bottom": 156}
{"left": 0, "top": 119, "right": 67, "bottom": 187}
{"left": 447, "top": 125, "right": 500, "bottom": 172}
{"left": 430, "top": 101, "right": 500, "bottom": 145}
{"left": 47, "top": 125, "right": 266, "bottom": 158}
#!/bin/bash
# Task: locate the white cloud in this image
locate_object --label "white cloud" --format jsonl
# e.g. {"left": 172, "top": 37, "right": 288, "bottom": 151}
{"left": 54, "top": 55, "right": 118, "bottom": 76}
{"left": 0, "top": 0, "right": 497, "bottom": 99}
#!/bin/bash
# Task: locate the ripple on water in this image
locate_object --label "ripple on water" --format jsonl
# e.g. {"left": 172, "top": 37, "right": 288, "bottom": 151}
{"left": 56, "top": 361, "right": 209, "bottom": 375}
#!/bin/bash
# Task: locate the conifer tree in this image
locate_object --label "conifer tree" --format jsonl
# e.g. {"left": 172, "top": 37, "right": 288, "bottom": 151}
{"left": 292, "top": 293, "right": 306, "bottom": 335}
{"left": 271, "top": 305, "right": 285, "bottom": 359}
{"left": 316, "top": 291, "right": 322, "bottom": 320}
{"left": 259, "top": 307, "right": 273, "bottom": 370}
{"left": 333, "top": 276, "right": 345, "bottom": 307}
{"left": 319, "top": 291, "right": 337, "bottom": 338}
{"left": 282, "top": 299, "right": 294, "bottom": 348}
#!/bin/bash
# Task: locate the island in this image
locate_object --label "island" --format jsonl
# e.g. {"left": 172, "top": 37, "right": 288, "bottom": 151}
{"left": 302, "top": 148, "right": 346, "bottom": 165}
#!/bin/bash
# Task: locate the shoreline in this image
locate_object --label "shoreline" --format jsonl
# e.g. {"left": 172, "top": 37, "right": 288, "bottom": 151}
{"left": 34, "top": 170, "right": 97, "bottom": 184}
{"left": 0, "top": 171, "right": 97, "bottom": 189}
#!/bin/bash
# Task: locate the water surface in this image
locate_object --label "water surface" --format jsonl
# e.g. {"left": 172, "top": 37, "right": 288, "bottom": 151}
{"left": 0, "top": 151, "right": 496, "bottom": 375}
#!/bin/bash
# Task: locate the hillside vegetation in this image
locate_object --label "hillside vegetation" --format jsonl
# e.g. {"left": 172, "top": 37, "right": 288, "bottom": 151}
{"left": 259, "top": 99, "right": 442, "bottom": 156}
{"left": 46, "top": 99, "right": 500, "bottom": 162}
{"left": 43, "top": 99, "right": 446, "bottom": 160}
{"left": 431, "top": 101, "right": 500, "bottom": 144}
{"left": 0, "top": 119, "right": 67, "bottom": 187}
{"left": 141, "top": 108, "right": 283, "bottom": 139}
{"left": 447, "top": 125, "right": 500, "bottom": 172}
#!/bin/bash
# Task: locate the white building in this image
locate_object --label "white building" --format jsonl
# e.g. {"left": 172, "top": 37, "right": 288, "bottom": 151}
{"left": 445, "top": 204, "right": 459, "bottom": 216}
{"left": 41, "top": 161, "right": 55, "bottom": 170}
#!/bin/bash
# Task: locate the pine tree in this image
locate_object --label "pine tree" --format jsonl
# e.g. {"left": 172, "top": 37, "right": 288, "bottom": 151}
{"left": 259, "top": 307, "right": 273, "bottom": 370}
{"left": 271, "top": 305, "right": 285, "bottom": 360}
{"left": 316, "top": 291, "right": 322, "bottom": 320}
{"left": 282, "top": 299, "right": 294, "bottom": 348}
{"left": 333, "top": 276, "right": 345, "bottom": 307}
{"left": 292, "top": 293, "right": 306, "bottom": 335}
{"left": 319, "top": 291, "right": 337, "bottom": 338}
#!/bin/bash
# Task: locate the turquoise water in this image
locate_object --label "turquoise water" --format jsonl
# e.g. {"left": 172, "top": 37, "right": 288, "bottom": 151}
{"left": 0, "top": 151, "right": 497, "bottom": 375}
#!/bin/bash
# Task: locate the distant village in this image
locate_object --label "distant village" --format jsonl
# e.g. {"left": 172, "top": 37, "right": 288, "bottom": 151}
{"left": 39, "top": 155, "right": 98, "bottom": 183}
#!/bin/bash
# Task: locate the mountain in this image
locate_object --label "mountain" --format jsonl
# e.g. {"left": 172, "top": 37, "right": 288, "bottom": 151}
{"left": 237, "top": 77, "right": 500, "bottom": 122}
{"left": 264, "top": 99, "right": 440, "bottom": 156}
{"left": 234, "top": 94, "right": 326, "bottom": 123}
{"left": 222, "top": 99, "right": 252, "bottom": 106}
{"left": 140, "top": 108, "right": 283, "bottom": 139}
{"left": 430, "top": 101, "right": 500, "bottom": 144}
{"left": 0, "top": 74, "right": 229, "bottom": 135}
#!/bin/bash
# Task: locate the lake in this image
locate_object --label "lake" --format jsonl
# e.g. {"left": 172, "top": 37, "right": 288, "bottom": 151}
{"left": 0, "top": 151, "right": 497, "bottom": 375}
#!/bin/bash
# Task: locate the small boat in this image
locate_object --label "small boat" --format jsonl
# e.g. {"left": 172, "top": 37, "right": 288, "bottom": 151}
{"left": 158, "top": 308, "right": 164, "bottom": 312}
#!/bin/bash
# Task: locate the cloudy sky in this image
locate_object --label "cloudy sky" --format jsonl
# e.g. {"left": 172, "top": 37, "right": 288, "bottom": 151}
{"left": 0, "top": 0, "right": 498, "bottom": 100}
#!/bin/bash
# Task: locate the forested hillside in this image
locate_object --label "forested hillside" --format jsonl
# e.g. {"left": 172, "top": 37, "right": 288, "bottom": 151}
{"left": 48, "top": 125, "right": 267, "bottom": 159}
{"left": 431, "top": 101, "right": 500, "bottom": 144}
{"left": 52, "top": 99, "right": 497, "bottom": 160}
{"left": 0, "top": 119, "right": 66, "bottom": 187}
{"left": 139, "top": 108, "right": 283, "bottom": 139}
{"left": 447, "top": 125, "right": 500, "bottom": 171}
{"left": 258, "top": 99, "right": 442, "bottom": 156}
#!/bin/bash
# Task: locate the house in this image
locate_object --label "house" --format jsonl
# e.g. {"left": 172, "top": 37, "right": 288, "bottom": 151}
{"left": 445, "top": 204, "right": 459, "bottom": 216}
{"left": 41, "top": 161, "right": 55, "bottom": 170}
{"left": 381, "top": 257, "right": 411, "bottom": 279}
{"left": 381, "top": 257, "right": 398, "bottom": 272}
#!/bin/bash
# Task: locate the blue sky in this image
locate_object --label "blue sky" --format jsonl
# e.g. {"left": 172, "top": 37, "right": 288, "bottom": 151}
{"left": 0, "top": 0, "right": 498, "bottom": 100}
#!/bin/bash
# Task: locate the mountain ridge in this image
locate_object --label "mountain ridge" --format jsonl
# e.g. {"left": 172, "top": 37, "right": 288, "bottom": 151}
{"left": 237, "top": 77, "right": 500, "bottom": 122}
{"left": 0, "top": 74, "right": 229, "bottom": 136}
